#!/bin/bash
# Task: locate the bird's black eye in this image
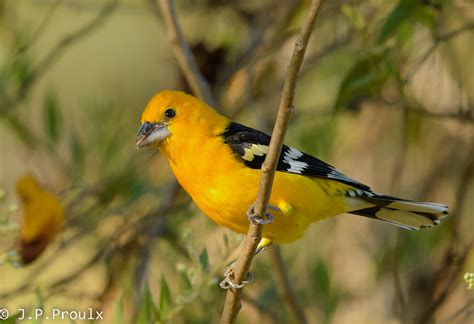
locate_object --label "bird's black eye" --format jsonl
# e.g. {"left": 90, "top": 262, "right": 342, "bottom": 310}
{"left": 164, "top": 108, "right": 176, "bottom": 119}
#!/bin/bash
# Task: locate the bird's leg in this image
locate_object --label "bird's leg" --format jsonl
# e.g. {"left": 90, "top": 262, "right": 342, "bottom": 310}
{"left": 219, "top": 238, "right": 273, "bottom": 290}
{"left": 220, "top": 205, "right": 280, "bottom": 290}
{"left": 247, "top": 202, "right": 278, "bottom": 254}
{"left": 219, "top": 261, "right": 254, "bottom": 290}
{"left": 247, "top": 203, "right": 281, "bottom": 225}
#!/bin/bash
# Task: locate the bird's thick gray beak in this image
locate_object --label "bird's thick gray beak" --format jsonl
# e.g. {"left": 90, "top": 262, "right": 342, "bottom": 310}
{"left": 136, "top": 122, "right": 170, "bottom": 148}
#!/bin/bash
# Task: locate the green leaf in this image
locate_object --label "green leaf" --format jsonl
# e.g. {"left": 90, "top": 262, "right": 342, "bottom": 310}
{"left": 334, "top": 50, "right": 394, "bottom": 111}
{"left": 33, "top": 288, "right": 45, "bottom": 324}
{"left": 377, "top": 0, "right": 420, "bottom": 44}
{"left": 223, "top": 234, "right": 229, "bottom": 248}
{"left": 2, "top": 116, "right": 38, "bottom": 147}
{"left": 340, "top": 4, "right": 365, "bottom": 30}
{"left": 314, "top": 120, "right": 335, "bottom": 157}
{"left": 112, "top": 294, "right": 124, "bottom": 324}
{"left": 199, "top": 248, "right": 209, "bottom": 273}
{"left": 258, "top": 285, "right": 281, "bottom": 313}
{"left": 181, "top": 271, "right": 193, "bottom": 291}
{"left": 0, "top": 312, "right": 22, "bottom": 324}
{"left": 69, "top": 131, "right": 84, "bottom": 176}
{"left": 312, "top": 260, "right": 331, "bottom": 296}
{"left": 11, "top": 55, "right": 31, "bottom": 85}
{"left": 136, "top": 285, "right": 159, "bottom": 324}
{"left": 43, "top": 91, "right": 62, "bottom": 143}
{"left": 377, "top": 0, "right": 440, "bottom": 44}
{"left": 403, "top": 108, "right": 422, "bottom": 145}
{"left": 159, "top": 277, "right": 172, "bottom": 321}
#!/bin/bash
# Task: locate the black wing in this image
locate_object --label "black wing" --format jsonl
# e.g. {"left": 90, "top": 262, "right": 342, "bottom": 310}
{"left": 222, "top": 122, "right": 370, "bottom": 190}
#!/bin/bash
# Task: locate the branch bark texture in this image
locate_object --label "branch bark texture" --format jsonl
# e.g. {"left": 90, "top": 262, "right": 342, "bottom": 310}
{"left": 220, "top": 1, "right": 324, "bottom": 323}
{"left": 156, "top": 0, "right": 217, "bottom": 107}
{"left": 270, "top": 246, "right": 308, "bottom": 323}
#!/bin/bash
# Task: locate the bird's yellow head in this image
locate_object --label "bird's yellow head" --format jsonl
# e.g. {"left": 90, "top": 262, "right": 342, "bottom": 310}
{"left": 136, "top": 90, "right": 228, "bottom": 150}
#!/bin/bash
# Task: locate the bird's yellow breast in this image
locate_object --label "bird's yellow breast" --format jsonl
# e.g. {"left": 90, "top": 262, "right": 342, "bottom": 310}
{"left": 160, "top": 133, "right": 348, "bottom": 243}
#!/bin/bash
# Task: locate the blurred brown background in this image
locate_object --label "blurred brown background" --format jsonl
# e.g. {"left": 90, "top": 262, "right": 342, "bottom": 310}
{"left": 0, "top": 0, "right": 473, "bottom": 323}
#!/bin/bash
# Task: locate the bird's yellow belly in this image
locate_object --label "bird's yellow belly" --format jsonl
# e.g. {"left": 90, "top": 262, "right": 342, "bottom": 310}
{"left": 173, "top": 163, "right": 348, "bottom": 244}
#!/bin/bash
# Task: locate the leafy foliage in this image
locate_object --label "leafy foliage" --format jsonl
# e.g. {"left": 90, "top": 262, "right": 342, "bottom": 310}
{"left": 42, "top": 91, "right": 62, "bottom": 144}
{"left": 334, "top": 49, "right": 395, "bottom": 112}
{"left": 0, "top": 0, "right": 470, "bottom": 323}
{"left": 377, "top": 0, "right": 440, "bottom": 44}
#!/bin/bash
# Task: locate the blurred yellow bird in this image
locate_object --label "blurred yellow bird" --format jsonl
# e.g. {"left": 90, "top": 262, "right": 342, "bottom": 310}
{"left": 136, "top": 90, "right": 448, "bottom": 249}
{"left": 16, "top": 175, "right": 64, "bottom": 264}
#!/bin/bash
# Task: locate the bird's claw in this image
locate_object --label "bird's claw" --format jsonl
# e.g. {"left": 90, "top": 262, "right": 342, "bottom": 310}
{"left": 255, "top": 238, "right": 273, "bottom": 255}
{"left": 219, "top": 267, "right": 254, "bottom": 290}
{"left": 247, "top": 203, "right": 280, "bottom": 225}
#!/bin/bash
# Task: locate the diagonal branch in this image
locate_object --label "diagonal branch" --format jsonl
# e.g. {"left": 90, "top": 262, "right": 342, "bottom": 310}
{"left": 270, "top": 246, "right": 307, "bottom": 323}
{"left": 16, "top": 0, "right": 63, "bottom": 55}
{"left": 151, "top": 0, "right": 217, "bottom": 107}
{"left": 241, "top": 292, "right": 280, "bottom": 323}
{"left": 403, "top": 23, "right": 474, "bottom": 84}
{"left": 219, "top": 1, "right": 324, "bottom": 323}
{"left": 23, "top": 0, "right": 119, "bottom": 94}
{"left": 0, "top": 0, "right": 119, "bottom": 116}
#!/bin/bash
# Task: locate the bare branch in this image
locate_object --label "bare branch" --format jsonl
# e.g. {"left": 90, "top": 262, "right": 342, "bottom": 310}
{"left": 150, "top": 0, "right": 217, "bottom": 107}
{"left": 16, "top": 0, "right": 63, "bottom": 55}
{"left": 25, "top": 0, "right": 119, "bottom": 89}
{"left": 403, "top": 23, "right": 474, "bottom": 83}
{"left": 270, "top": 246, "right": 308, "bottom": 323}
{"left": 0, "top": 0, "right": 119, "bottom": 116}
{"left": 438, "top": 298, "right": 474, "bottom": 324}
{"left": 132, "top": 181, "right": 181, "bottom": 298}
{"left": 220, "top": 1, "right": 324, "bottom": 323}
{"left": 418, "top": 147, "right": 474, "bottom": 324}
{"left": 391, "top": 232, "right": 407, "bottom": 322}
{"left": 222, "top": 0, "right": 300, "bottom": 85}
{"left": 241, "top": 293, "right": 280, "bottom": 324}
{"left": 380, "top": 100, "right": 474, "bottom": 123}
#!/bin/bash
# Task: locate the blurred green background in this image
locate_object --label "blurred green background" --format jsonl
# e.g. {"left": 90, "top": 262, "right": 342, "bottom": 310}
{"left": 0, "top": 0, "right": 473, "bottom": 323}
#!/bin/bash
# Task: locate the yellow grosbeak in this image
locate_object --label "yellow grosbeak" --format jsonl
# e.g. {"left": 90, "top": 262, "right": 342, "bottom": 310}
{"left": 136, "top": 90, "right": 448, "bottom": 249}
{"left": 16, "top": 175, "right": 64, "bottom": 264}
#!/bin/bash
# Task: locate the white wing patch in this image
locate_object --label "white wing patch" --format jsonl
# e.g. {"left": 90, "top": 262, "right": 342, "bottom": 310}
{"left": 346, "top": 188, "right": 375, "bottom": 197}
{"left": 283, "top": 147, "right": 308, "bottom": 174}
{"left": 222, "top": 122, "right": 371, "bottom": 190}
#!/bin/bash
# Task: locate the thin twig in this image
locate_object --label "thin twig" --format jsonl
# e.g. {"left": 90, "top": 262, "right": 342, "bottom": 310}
{"left": 0, "top": 180, "right": 180, "bottom": 301}
{"left": 0, "top": 0, "right": 119, "bottom": 116}
{"left": 417, "top": 244, "right": 472, "bottom": 324}
{"left": 403, "top": 23, "right": 474, "bottom": 83}
{"left": 219, "top": 1, "right": 324, "bottom": 323}
{"left": 269, "top": 246, "right": 308, "bottom": 323}
{"left": 230, "top": 30, "right": 354, "bottom": 120}
{"left": 222, "top": 0, "right": 300, "bottom": 85}
{"left": 392, "top": 231, "right": 407, "bottom": 323}
{"left": 241, "top": 293, "right": 280, "bottom": 324}
{"left": 389, "top": 110, "right": 408, "bottom": 323}
{"left": 380, "top": 100, "right": 473, "bottom": 123}
{"left": 438, "top": 298, "right": 474, "bottom": 324}
{"left": 152, "top": 0, "right": 217, "bottom": 107}
{"left": 417, "top": 147, "right": 474, "bottom": 324}
{"left": 132, "top": 181, "right": 180, "bottom": 300}
{"left": 25, "top": 0, "right": 119, "bottom": 89}
{"left": 16, "top": 0, "right": 63, "bottom": 55}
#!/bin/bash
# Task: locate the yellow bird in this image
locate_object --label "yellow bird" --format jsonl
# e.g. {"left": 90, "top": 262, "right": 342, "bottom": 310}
{"left": 16, "top": 175, "right": 64, "bottom": 264}
{"left": 136, "top": 90, "right": 448, "bottom": 250}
